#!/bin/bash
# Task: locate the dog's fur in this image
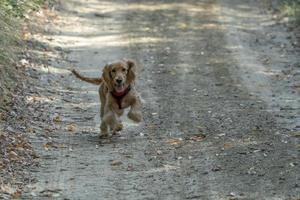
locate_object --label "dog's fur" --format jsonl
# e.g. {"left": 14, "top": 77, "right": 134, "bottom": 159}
{"left": 72, "top": 59, "right": 142, "bottom": 138}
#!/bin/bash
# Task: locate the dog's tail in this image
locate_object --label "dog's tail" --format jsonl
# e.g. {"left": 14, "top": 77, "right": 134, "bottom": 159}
{"left": 71, "top": 69, "right": 102, "bottom": 85}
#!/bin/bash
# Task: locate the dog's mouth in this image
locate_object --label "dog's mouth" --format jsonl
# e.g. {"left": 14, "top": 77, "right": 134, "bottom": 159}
{"left": 114, "top": 83, "right": 126, "bottom": 93}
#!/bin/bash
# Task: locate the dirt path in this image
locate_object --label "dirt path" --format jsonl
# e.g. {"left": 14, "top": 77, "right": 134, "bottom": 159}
{"left": 23, "top": 0, "right": 299, "bottom": 199}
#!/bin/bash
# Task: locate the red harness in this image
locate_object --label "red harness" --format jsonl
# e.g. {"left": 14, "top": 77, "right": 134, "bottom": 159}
{"left": 110, "top": 86, "right": 131, "bottom": 109}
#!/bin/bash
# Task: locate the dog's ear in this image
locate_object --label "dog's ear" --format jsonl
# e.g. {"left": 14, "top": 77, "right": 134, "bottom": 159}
{"left": 126, "top": 60, "right": 136, "bottom": 85}
{"left": 102, "top": 65, "right": 113, "bottom": 91}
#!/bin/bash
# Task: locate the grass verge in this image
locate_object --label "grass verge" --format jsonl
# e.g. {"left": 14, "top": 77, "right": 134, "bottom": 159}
{"left": 0, "top": 0, "right": 51, "bottom": 108}
{"left": 0, "top": 0, "right": 55, "bottom": 198}
{"left": 280, "top": 0, "right": 300, "bottom": 21}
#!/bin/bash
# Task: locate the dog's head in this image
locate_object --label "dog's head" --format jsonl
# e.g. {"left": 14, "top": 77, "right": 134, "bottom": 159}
{"left": 102, "top": 59, "right": 136, "bottom": 92}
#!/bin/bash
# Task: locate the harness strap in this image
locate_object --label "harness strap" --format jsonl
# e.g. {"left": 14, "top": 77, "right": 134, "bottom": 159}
{"left": 110, "top": 86, "right": 131, "bottom": 109}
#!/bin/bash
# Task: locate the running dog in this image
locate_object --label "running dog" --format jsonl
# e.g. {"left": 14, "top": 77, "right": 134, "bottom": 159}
{"left": 72, "top": 59, "right": 142, "bottom": 138}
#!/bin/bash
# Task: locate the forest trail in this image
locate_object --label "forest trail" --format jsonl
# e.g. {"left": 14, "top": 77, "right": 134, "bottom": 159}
{"left": 23, "top": 0, "right": 299, "bottom": 199}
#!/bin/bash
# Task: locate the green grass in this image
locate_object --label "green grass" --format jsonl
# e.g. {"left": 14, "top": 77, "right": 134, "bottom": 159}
{"left": 0, "top": 0, "right": 45, "bottom": 17}
{"left": 281, "top": 0, "right": 300, "bottom": 18}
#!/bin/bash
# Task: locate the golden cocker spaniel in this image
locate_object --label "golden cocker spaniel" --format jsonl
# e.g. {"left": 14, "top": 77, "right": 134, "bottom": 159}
{"left": 72, "top": 59, "right": 142, "bottom": 138}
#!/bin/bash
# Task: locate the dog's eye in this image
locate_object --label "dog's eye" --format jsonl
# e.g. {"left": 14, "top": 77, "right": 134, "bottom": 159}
{"left": 122, "top": 68, "right": 126, "bottom": 72}
{"left": 112, "top": 69, "right": 116, "bottom": 73}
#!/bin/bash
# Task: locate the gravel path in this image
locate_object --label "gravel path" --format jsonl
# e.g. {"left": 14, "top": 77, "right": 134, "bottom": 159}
{"left": 23, "top": 0, "right": 299, "bottom": 199}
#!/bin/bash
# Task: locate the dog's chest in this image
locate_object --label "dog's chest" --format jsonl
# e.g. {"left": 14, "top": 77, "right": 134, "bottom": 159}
{"left": 112, "top": 97, "right": 130, "bottom": 111}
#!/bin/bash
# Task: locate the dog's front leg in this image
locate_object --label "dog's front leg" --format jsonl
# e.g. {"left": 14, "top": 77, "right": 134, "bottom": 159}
{"left": 128, "top": 97, "right": 142, "bottom": 123}
{"left": 113, "top": 118, "right": 123, "bottom": 134}
{"left": 100, "top": 110, "right": 118, "bottom": 138}
{"left": 100, "top": 111, "right": 114, "bottom": 138}
{"left": 99, "top": 88, "right": 106, "bottom": 118}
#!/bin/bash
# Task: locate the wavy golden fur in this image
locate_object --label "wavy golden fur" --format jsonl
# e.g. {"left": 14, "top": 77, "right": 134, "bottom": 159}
{"left": 72, "top": 59, "right": 142, "bottom": 138}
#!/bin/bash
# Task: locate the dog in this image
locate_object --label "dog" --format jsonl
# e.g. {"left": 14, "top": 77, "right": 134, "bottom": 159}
{"left": 71, "top": 59, "right": 142, "bottom": 138}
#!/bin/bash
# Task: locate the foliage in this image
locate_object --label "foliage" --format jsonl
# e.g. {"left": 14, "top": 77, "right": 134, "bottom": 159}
{"left": 281, "top": 0, "right": 300, "bottom": 18}
{"left": 0, "top": 0, "right": 47, "bottom": 107}
{"left": 0, "top": 0, "right": 45, "bottom": 17}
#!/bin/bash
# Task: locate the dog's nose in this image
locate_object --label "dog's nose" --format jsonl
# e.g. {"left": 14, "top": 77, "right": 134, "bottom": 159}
{"left": 116, "top": 79, "right": 122, "bottom": 84}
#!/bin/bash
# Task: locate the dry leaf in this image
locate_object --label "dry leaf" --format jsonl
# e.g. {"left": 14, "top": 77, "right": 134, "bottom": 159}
{"left": 26, "top": 127, "right": 34, "bottom": 134}
{"left": 156, "top": 150, "right": 163, "bottom": 155}
{"left": 166, "top": 138, "right": 183, "bottom": 146}
{"left": 1, "top": 184, "right": 16, "bottom": 195}
{"left": 43, "top": 142, "right": 56, "bottom": 151}
{"left": 292, "top": 132, "right": 300, "bottom": 138}
{"left": 12, "top": 191, "right": 21, "bottom": 199}
{"left": 53, "top": 116, "right": 62, "bottom": 123}
{"left": 224, "top": 143, "right": 232, "bottom": 149}
{"left": 9, "top": 151, "right": 19, "bottom": 160}
{"left": 189, "top": 134, "right": 206, "bottom": 142}
{"left": 147, "top": 123, "right": 157, "bottom": 129}
{"left": 66, "top": 124, "right": 76, "bottom": 132}
{"left": 110, "top": 160, "right": 122, "bottom": 166}
{"left": 57, "top": 144, "right": 68, "bottom": 149}
{"left": 178, "top": 22, "right": 188, "bottom": 30}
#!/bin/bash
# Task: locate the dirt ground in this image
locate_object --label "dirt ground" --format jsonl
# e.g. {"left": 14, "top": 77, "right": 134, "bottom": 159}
{"left": 6, "top": 0, "right": 299, "bottom": 199}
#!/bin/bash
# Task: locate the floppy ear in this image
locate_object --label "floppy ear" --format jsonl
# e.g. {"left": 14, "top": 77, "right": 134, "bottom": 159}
{"left": 102, "top": 65, "right": 113, "bottom": 91}
{"left": 126, "top": 60, "right": 136, "bottom": 85}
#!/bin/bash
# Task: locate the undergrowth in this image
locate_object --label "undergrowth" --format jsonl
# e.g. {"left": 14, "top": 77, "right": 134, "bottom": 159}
{"left": 281, "top": 0, "right": 300, "bottom": 19}
{"left": 0, "top": 0, "right": 48, "bottom": 108}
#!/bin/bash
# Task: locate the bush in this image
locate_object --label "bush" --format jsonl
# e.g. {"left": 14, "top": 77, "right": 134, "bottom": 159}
{"left": 0, "top": 0, "right": 45, "bottom": 17}
{"left": 281, "top": 0, "right": 300, "bottom": 18}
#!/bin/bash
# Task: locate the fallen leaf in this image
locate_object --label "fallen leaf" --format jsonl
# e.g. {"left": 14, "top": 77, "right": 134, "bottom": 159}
{"left": 110, "top": 160, "right": 122, "bottom": 166}
{"left": 53, "top": 116, "right": 62, "bottom": 123}
{"left": 178, "top": 22, "right": 188, "bottom": 30}
{"left": 1, "top": 184, "right": 16, "bottom": 195}
{"left": 43, "top": 142, "right": 57, "bottom": 151}
{"left": 66, "top": 124, "right": 76, "bottom": 132}
{"left": 9, "top": 151, "right": 19, "bottom": 160}
{"left": 166, "top": 138, "right": 183, "bottom": 146}
{"left": 156, "top": 150, "right": 163, "bottom": 155}
{"left": 43, "top": 143, "right": 50, "bottom": 151}
{"left": 224, "top": 143, "right": 232, "bottom": 149}
{"left": 40, "top": 188, "right": 62, "bottom": 194}
{"left": 0, "top": 112, "right": 4, "bottom": 120}
{"left": 170, "top": 70, "right": 177, "bottom": 75}
{"left": 57, "top": 144, "right": 67, "bottom": 149}
{"left": 147, "top": 123, "right": 157, "bottom": 129}
{"left": 12, "top": 191, "right": 21, "bottom": 199}
{"left": 45, "top": 127, "right": 54, "bottom": 132}
{"left": 26, "top": 127, "right": 34, "bottom": 134}
{"left": 292, "top": 132, "right": 300, "bottom": 138}
{"left": 19, "top": 59, "right": 29, "bottom": 67}
{"left": 189, "top": 134, "right": 206, "bottom": 142}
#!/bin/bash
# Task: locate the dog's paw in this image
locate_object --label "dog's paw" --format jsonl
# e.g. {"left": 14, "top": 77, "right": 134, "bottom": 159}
{"left": 128, "top": 111, "right": 142, "bottom": 123}
{"left": 99, "top": 132, "right": 109, "bottom": 139}
{"left": 114, "top": 123, "right": 123, "bottom": 132}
